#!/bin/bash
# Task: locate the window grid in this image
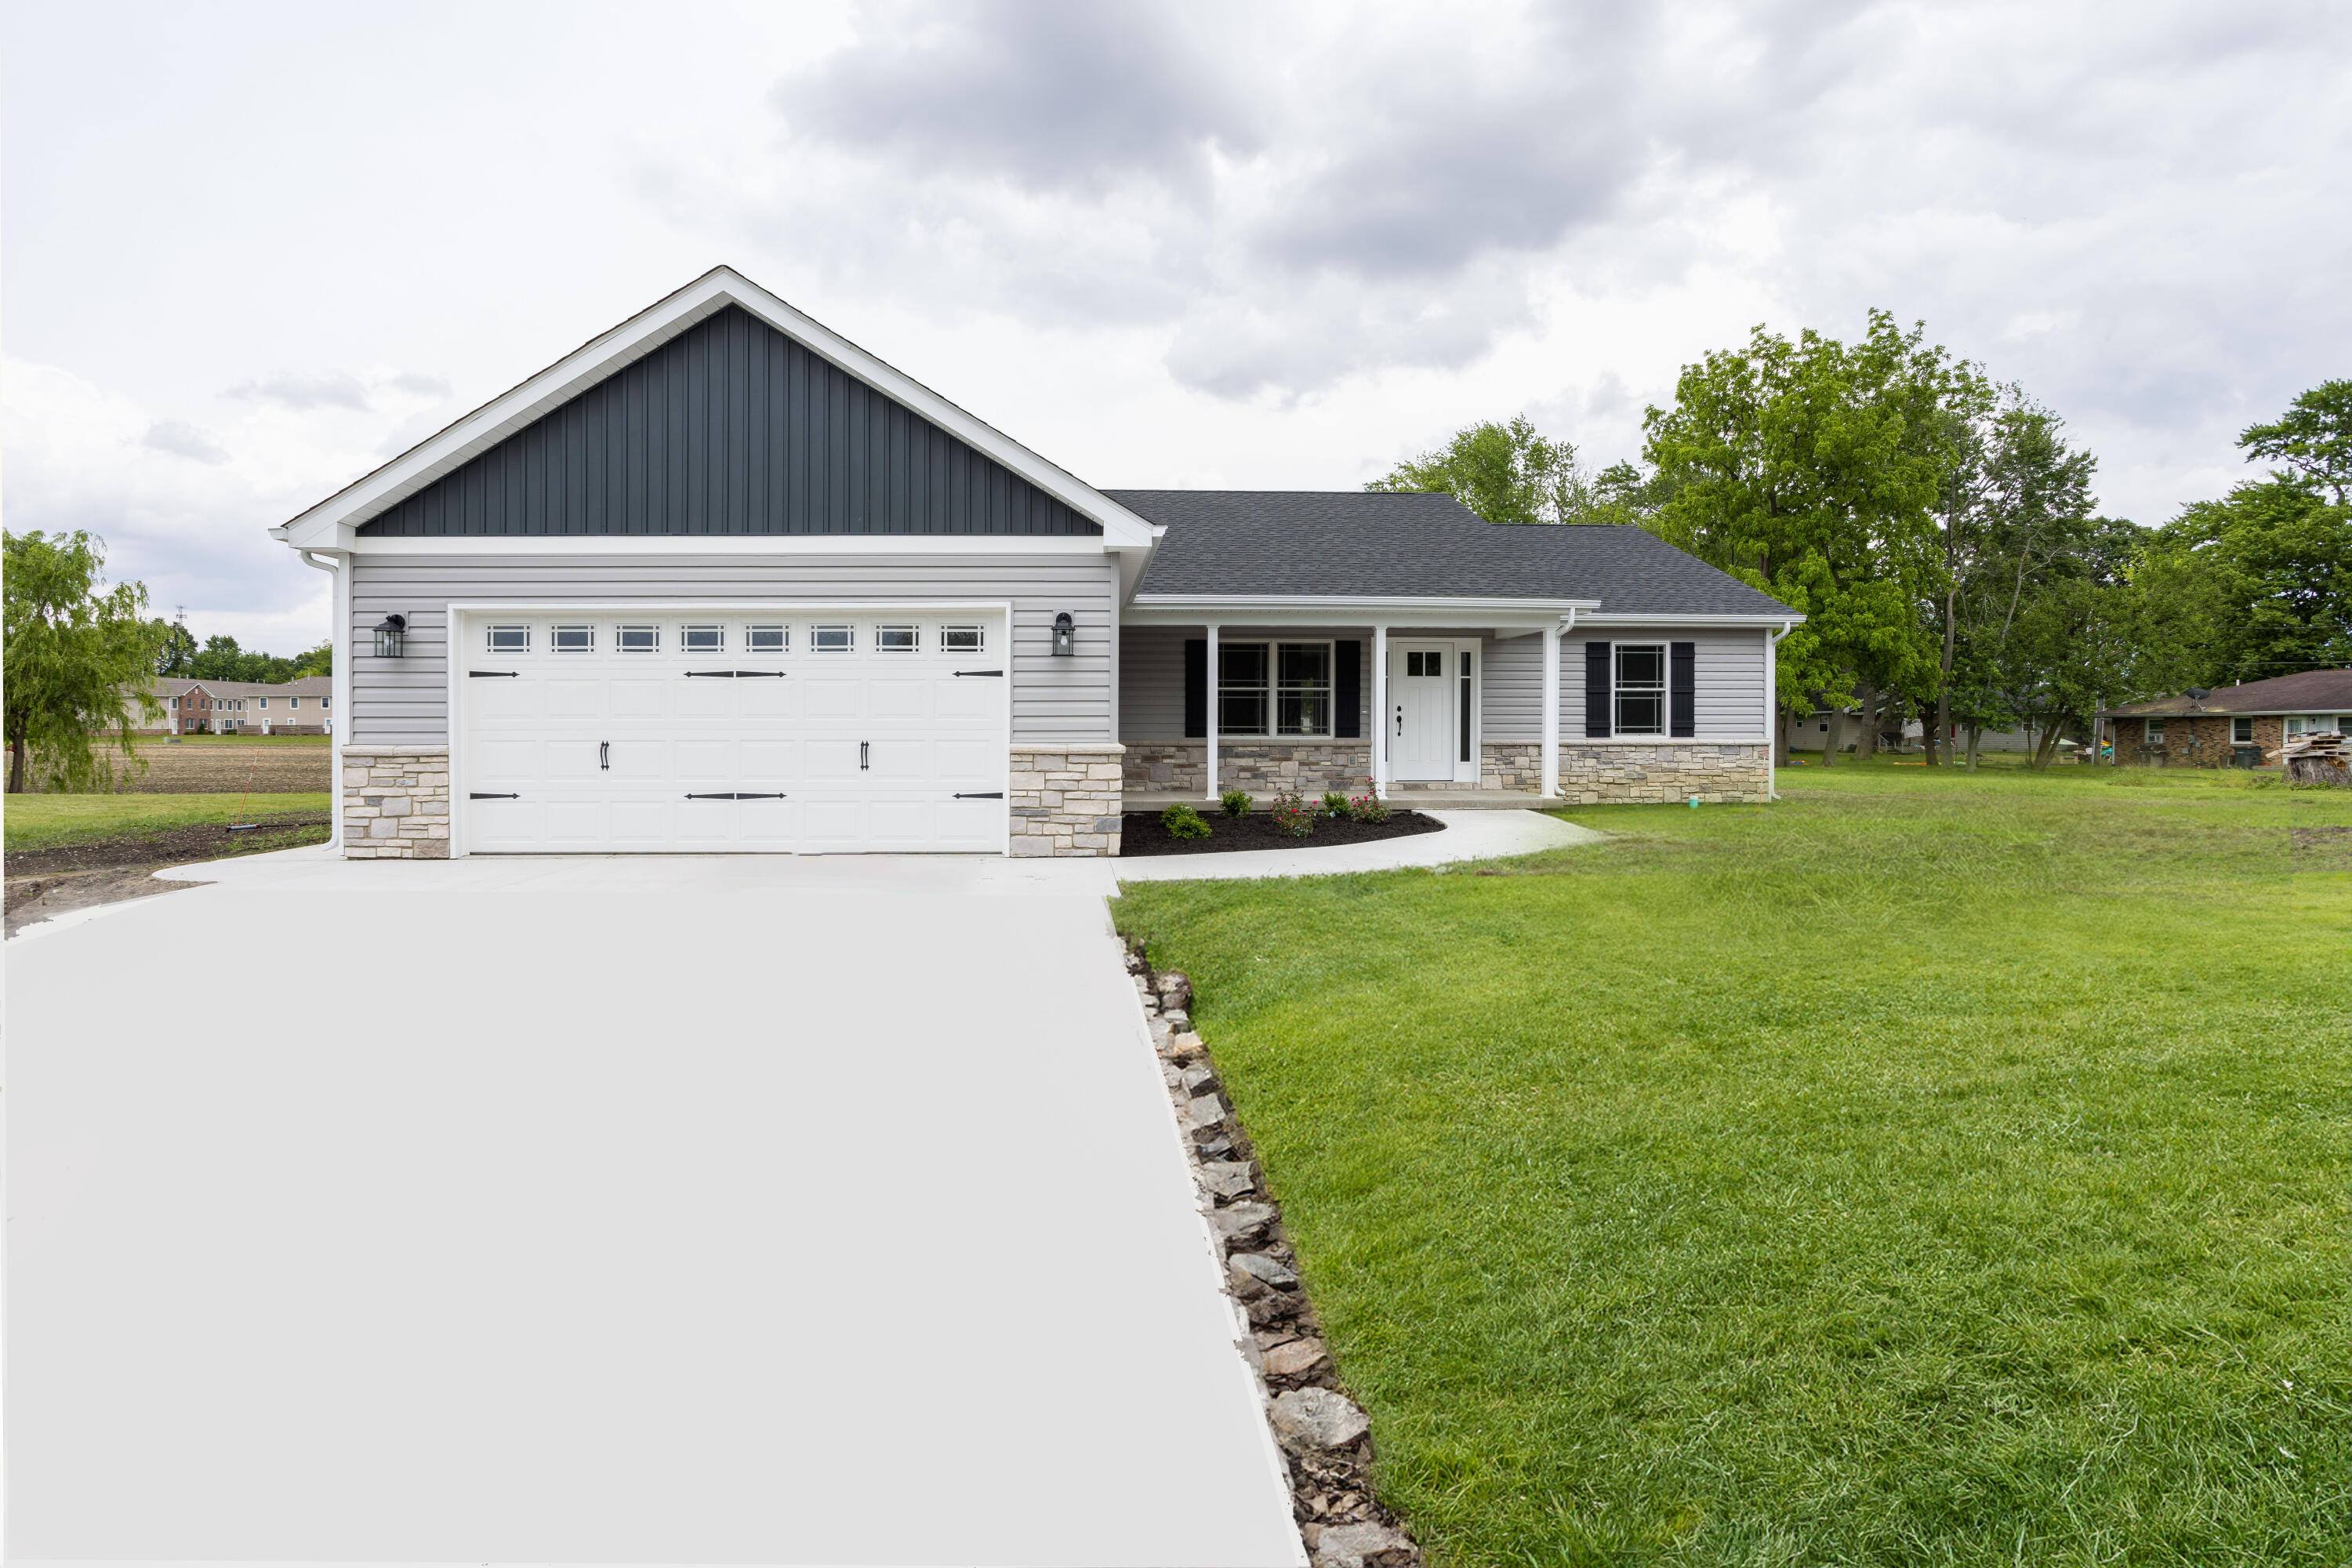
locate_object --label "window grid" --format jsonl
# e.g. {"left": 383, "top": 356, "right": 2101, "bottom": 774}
{"left": 1218, "top": 641, "right": 1334, "bottom": 738}
{"left": 1613, "top": 644, "right": 1667, "bottom": 736}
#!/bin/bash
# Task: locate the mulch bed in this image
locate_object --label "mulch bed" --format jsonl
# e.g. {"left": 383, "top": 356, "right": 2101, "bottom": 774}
{"left": 1121, "top": 808, "right": 1445, "bottom": 857}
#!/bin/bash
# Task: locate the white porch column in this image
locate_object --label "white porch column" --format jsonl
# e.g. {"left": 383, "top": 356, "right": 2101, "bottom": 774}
{"left": 1540, "top": 621, "right": 1561, "bottom": 799}
{"left": 1372, "top": 623, "right": 1389, "bottom": 799}
{"left": 1203, "top": 622, "right": 1220, "bottom": 802}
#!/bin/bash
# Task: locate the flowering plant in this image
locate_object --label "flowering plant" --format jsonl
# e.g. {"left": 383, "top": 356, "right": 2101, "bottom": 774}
{"left": 1348, "top": 778, "right": 1391, "bottom": 823}
{"left": 1270, "top": 788, "right": 1318, "bottom": 838}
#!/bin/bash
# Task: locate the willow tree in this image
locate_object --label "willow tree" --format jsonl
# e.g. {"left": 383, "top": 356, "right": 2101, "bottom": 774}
{"left": 4, "top": 530, "right": 168, "bottom": 793}
{"left": 1642, "top": 311, "right": 1983, "bottom": 762}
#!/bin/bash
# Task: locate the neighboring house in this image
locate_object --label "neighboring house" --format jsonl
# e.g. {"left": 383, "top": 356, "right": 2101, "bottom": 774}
{"left": 140, "top": 677, "right": 333, "bottom": 735}
{"left": 270, "top": 267, "right": 1800, "bottom": 861}
{"left": 2102, "top": 670, "right": 2352, "bottom": 766}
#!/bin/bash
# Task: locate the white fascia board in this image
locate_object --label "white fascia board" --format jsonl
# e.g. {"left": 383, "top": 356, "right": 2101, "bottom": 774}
{"left": 1577, "top": 612, "right": 1806, "bottom": 628}
{"left": 280, "top": 265, "right": 1156, "bottom": 552}
{"left": 350, "top": 533, "right": 1117, "bottom": 557}
{"left": 1127, "top": 594, "right": 1599, "bottom": 628}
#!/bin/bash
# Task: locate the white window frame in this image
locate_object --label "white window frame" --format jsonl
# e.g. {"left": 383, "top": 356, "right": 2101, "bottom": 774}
{"left": 680, "top": 623, "right": 725, "bottom": 655}
{"left": 1216, "top": 639, "right": 1335, "bottom": 739}
{"left": 2146, "top": 718, "right": 2166, "bottom": 744}
{"left": 552, "top": 625, "right": 596, "bottom": 653}
{"left": 875, "top": 623, "right": 920, "bottom": 653}
{"left": 486, "top": 624, "right": 531, "bottom": 654}
{"left": 616, "top": 625, "right": 660, "bottom": 654}
{"left": 942, "top": 624, "right": 985, "bottom": 653}
{"left": 2231, "top": 716, "right": 2253, "bottom": 743}
{"left": 746, "top": 624, "right": 788, "bottom": 654}
{"left": 811, "top": 624, "right": 855, "bottom": 653}
{"left": 1613, "top": 644, "right": 1668, "bottom": 737}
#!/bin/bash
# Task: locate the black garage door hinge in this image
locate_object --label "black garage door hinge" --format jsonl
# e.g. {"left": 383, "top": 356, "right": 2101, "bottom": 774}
{"left": 684, "top": 670, "right": 789, "bottom": 678}
{"left": 684, "top": 792, "right": 789, "bottom": 800}
{"left": 953, "top": 791, "right": 1006, "bottom": 799}
{"left": 470, "top": 670, "right": 518, "bottom": 678}
{"left": 953, "top": 669, "right": 1005, "bottom": 677}
{"left": 470, "top": 792, "right": 519, "bottom": 800}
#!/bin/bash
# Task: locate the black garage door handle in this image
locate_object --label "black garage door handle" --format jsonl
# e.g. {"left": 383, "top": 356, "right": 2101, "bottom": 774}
{"left": 685, "top": 670, "right": 789, "bottom": 678}
{"left": 953, "top": 669, "right": 1005, "bottom": 677}
{"left": 470, "top": 670, "right": 518, "bottom": 678}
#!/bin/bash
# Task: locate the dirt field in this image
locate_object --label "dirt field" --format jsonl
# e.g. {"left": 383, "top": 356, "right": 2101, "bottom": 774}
{"left": 5, "top": 810, "right": 330, "bottom": 937}
{"left": 30, "top": 744, "right": 334, "bottom": 795}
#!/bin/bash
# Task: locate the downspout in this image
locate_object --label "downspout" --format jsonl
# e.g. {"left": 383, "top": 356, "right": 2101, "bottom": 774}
{"left": 1766, "top": 619, "right": 1794, "bottom": 801}
{"left": 299, "top": 550, "right": 348, "bottom": 851}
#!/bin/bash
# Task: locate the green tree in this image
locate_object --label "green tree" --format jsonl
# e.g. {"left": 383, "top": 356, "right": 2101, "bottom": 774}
{"left": 2140, "top": 477, "right": 2351, "bottom": 687}
{"left": 1642, "top": 310, "right": 1984, "bottom": 763}
{"left": 292, "top": 639, "right": 332, "bottom": 677}
{"left": 2239, "top": 379, "right": 2352, "bottom": 505}
{"left": 1368, "top": 415, "right": 1599, "bottom": 525}
{"left": 152, "top": 617, "right": 197, "bottom": 675}
{"left": 3, "top": 530, "right": 169, "bottom": 793}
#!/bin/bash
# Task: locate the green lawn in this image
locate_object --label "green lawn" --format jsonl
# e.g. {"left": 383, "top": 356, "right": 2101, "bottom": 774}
{"left": 4, "top": 792, "right": 332, "bottom": 852}
{"left": 1116, "top": 763, "right": 2351, "bottom": 1565}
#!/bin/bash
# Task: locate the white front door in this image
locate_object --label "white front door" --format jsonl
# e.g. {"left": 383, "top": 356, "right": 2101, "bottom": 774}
{"left": 1388, "top": 643, "right": 1457, "bottom": 781}
{"left": 458, "top": 612, "right": 1007, "bottom": 855}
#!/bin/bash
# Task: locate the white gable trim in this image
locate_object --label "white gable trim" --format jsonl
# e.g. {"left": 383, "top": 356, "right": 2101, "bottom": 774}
{"left": 279, "top": 266, "right": 1157, "bottom": 551}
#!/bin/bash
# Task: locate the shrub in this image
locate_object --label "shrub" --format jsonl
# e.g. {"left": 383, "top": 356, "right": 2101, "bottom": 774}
{"left": 1220, "top": 789, "right": 1254, "bottom": 818}
{"left": 1321, "top": 790, "right": 1351, "bottom": 817}
{"left": 1271, "top": 789, "right": 1317, "bottom": 838}
{"left": 1160, "top": 802, "right": 1213, "bottom": 840}
{"left": 1348, "top": 779, "right": 1391, "bottom": 824}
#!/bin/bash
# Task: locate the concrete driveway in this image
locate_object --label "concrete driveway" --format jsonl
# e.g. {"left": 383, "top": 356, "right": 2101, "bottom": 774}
{"left": 8, "top": 849, "right": 1301, "bottom": 1566}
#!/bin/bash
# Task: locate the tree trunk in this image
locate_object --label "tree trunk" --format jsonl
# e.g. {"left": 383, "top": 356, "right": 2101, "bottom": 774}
{"left": 2031, "top": 721, "right": 2063, "bottom": 771}
{"left": 1819, "top": 707, "right": 1837, "bottom": 767}
{"left": 1857, "top": 681, "right": 1879, "bottom": 759}
{"left": 1965, "top": 725, "right": 1982, "bottom": 771}
{"left": 8, "top": 736, "right": 25, "bottom": 794}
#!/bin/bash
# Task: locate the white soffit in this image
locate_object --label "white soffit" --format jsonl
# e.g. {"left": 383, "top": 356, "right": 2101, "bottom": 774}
{"left": 279, "top": 266, "right": 1157, "bottom": 551}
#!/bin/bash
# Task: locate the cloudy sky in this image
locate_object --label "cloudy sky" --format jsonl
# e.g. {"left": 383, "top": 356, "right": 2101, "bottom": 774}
{"left": 6, "top": 0, "right": 2347, "bottom": 652}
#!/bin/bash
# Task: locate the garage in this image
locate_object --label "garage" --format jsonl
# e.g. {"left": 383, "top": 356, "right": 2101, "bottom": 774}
{"left": 457, "top": 608, "right": 1009, "bottom": 855}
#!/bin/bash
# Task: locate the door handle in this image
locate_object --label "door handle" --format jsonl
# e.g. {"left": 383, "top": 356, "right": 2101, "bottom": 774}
{"left": 1395, "top": 706, "right": 1404, "bottom": 736}
{"left": 469, "top": 670, "right": 518, "bottom": 678}
{"left": 600, "top": 742, "right": 609, "bottom": 771}
{"left": 953, "top": 669, "right": 1005, "bottom": 677}
{"left": 953, "top": 791, "right": 1004, "bottom": 799}
{"left": 860, "top": 742, "right": 869, "bottom": 771}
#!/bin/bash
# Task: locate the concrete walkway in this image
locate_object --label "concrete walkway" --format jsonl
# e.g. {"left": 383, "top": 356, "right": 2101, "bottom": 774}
{"left": 7, "top": 849, "right": 1301, "bottom": 1567}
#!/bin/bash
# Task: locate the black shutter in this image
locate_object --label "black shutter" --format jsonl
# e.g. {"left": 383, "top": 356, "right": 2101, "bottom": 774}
{"left": 1584, "top": 641, "right": 1612, "bottom": 738}
{"left": 1334, "top": 640, "right": 1362, "bottom": 738}
{"left": 1670, "top": 641, "right": 1696, "bottom": 738}
{"left": 1184, "top": 639, "right": 1207, "bottom": 739}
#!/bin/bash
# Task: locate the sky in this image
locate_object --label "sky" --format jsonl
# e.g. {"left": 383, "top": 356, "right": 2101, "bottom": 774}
{"left": 5, "top": 0, "right": 2348, "bottom": 653}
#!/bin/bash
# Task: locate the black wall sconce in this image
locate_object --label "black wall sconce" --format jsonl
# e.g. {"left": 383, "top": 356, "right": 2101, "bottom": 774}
{"left": 1051, "top": 612, "right": 1076, "bottom": 657}
{"left": 372, "top": 614, "right": 408, "bottom": 658}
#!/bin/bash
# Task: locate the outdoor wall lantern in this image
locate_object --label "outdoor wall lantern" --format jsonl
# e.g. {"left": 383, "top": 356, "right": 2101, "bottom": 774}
{"left": 372, "top": 614, "right": 408, "bottom": 658}
{"left": 1051, "top": 611, "right": 1076, "bottom": 657}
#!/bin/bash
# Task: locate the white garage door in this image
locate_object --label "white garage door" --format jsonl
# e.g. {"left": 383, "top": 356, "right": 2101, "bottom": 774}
{"left": 459, "top": 611, "right": 1008, "bottom": 854}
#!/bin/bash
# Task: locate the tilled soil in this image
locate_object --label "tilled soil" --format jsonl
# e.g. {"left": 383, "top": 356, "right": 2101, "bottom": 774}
{"left": 27, "top": 745, "right": 331, "bottom": 794}
{"left": 5, "top": 814, "right": 329, "bottom": 936}
{"left": 1122, "top": 808, "right": 1445, "bottom": 857}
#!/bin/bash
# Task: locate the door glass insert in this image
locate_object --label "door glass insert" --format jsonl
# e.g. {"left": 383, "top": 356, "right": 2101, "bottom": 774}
{"left": 876, "top": 624, "right": 919, "bottom": 652}
{"left": 746, "top": 625, "right": 787, "bottom": 653}
{"left": 681, "top": 625, "right": 724, "bottom": 654}
{"left": 942, "top": 625, "right": 985, "bottom": 652}
{"left": 487, "top": 625, "right": 530, "bottom": 653}
{"left": 617, "top": 625, "right": 659, "bottom": 654}
{"left": 812, "top": 625, "right": 855, "bottom": 652}
{"left": 553, "top": 625, "right": 594, "bottom": 653}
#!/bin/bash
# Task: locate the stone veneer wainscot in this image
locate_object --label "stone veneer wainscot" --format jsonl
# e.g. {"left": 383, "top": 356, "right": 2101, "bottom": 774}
{"left": 1010, "top": 745, "right": 1125, "bottom": 857}
{"left": 1555, "top": 743, "right": 1770, "bottom": 804}
{"left": 342, "top": 746, "right": 452, "bottom": 858}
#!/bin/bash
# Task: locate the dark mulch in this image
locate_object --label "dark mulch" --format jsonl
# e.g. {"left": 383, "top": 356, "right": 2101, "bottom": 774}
{"left": 6, "top": 813, "right": 332, "bottom": 878}
{"left": 1121, "top": 808, "right": 1446, "bottom": 857}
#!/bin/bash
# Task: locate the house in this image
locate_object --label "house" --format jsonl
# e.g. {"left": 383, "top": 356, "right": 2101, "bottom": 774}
{"left": 270, "top": 267, "right": 1798, "bottom": 860}
{"left": 2102, "top": 670, "right": 2352, "bottom": 767}
{"left": 141, "top": 677, "right": 333, "bottom": 735}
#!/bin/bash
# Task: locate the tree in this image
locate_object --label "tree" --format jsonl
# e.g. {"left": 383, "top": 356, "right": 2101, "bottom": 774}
{"left": 2239, "top": 379, "right": 2352, "bottom": 505}
{"left": 2140, "top": 477, "right": 2352, "bottom": 687}
{"left": 3, "top": 531, "right": 169, "bottom": 793}
{"left": 292, "top": 639, "right": 332, "bottom": 677}
{"left": 1368, "top": 415, "right": 1600, "bottom": 525}
{"left": 153, "top": 617, "right": 197, "bottom": 675}
{"left": 1642, "top": 310, "right": 1983, "bottom": 763}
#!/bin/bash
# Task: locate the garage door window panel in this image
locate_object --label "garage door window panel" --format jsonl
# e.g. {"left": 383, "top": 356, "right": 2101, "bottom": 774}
{"left": 681, "top": 625, "right": 724, "bottom": 654}
{"left": 618, "top": 626, "right": 659, "bottom": 654}
{"left": 746, "top": 625, "right": 788, "bottom": 653}
{"left": 877, "top": 625, "right": 919, "bottom": 652}
{"left": 553, "top": 626, "right": 595, "bottom": 653}
{"left": 942, "top": 625, "right": 985, "bottom": 652}
{"left": 813, "top": 625, "right": 854, "bottom": 653}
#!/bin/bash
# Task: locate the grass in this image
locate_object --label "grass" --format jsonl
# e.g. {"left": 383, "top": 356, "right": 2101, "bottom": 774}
{"left": 1115, "top": 762, "right": 2351, "bottom": 1565}
{"left": 4, "top": 792, "right": 332, "bottom": 852}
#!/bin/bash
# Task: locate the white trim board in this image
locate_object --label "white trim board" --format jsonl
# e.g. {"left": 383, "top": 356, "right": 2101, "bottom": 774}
{"left": 279, "top": 267, "right": 1157, "bottom": 552}
{"left": 345, "top": 534, "right": 1121, "bottom": 557}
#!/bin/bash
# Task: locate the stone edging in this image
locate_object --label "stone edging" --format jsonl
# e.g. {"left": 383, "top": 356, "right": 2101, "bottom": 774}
{"left": 1126, "top": 942, "right": 1423, "bottom": 1568}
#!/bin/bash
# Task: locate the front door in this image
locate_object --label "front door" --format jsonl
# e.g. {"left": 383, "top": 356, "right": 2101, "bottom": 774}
{"left": 1389, "top": 643, "right": 1456, "bottom": 781}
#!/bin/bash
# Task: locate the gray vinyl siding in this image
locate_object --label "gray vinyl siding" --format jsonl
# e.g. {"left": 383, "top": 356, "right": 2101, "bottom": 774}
{"left": 350, "top": 553, "right": 1118, "bottom": 745}
{"left": 359, "top": 307, "right": 1100, "bottom": 539}
{"left": 1483, "top": 629, "right": 1769, "bottom": 740}
{"left": 1120, "top": 626, "right": 1372, "bottom": 739}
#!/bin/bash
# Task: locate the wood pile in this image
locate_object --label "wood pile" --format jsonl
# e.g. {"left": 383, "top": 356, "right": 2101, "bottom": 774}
{"left": 2273, "top": 731, "right": 2350, "bottom": 786}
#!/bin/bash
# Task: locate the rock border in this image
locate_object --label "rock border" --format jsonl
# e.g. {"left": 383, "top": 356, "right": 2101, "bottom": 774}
{"left": 1125, "top": 943, "right": 1423, "bottom": 1568}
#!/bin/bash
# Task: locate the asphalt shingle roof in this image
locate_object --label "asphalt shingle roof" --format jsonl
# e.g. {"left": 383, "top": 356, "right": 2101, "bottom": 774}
{"left": 1106, "top": 489, "right": 1795, "bottom": 616}
{"left": 2107, "top": 668, "right": 2352, "bottom": 716}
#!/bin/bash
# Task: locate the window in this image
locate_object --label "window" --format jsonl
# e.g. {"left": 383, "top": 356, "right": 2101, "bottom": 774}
{"left": 1216, "top": 641, "right": 1333, "bottom": 737}
{"left": 746, "top": 625, "right": 787, "bottom": 653}
{"left": 681, "top": 625, "right": 724, "bottom": 654}
{"left": 1276, "top": 643, "right": 1330, "bottom": 735}
{"left": 258, "top": 697, "right": 269, "bottom": 710}
{"left": 2232, "top": 716, "right": 2253, "bottom": 743}
{"left": 876, "top": 624, "right": 919, "bottom": 652}
{"left": 1613, "top": 644, "right": 1666, "bottom": 735}
{"left": 321, "top": 696, "right": 331, "bottom": 710}
{"left": 1404, "top": 650, "right": 1443, "bottom": 677}
{"left": 942, "top": 625, "right": 985, "bottom": 653}
{"left": 289, "top": 698, "right": 300, "bottom": 710}
{"left": 617, "top": 625, "right": 659, "bottom": 653}
{"left": 487, "top": 625, "right": 530, "bottom": 653}
{"left": 2146, "top": 719, "right": 2166, "bottom": 744}
{"left": 812, "top": 625, "right": 854, "bottom": 652}
{"left": 553, "top": 625, "right": 595, "bottom": 653}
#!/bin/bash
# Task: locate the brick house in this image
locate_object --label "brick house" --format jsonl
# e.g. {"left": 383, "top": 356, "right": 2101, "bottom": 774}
{"left": 2102, "top": 669, "right": 2352, "bottom": 766}
{"left": 140, "top": 677, "right": 333, "bottom": 735}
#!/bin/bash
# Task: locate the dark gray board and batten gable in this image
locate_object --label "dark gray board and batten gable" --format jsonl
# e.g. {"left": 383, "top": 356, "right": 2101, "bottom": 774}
{"left": 358, "top": 306, "right": 1103, "bottom": 538}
